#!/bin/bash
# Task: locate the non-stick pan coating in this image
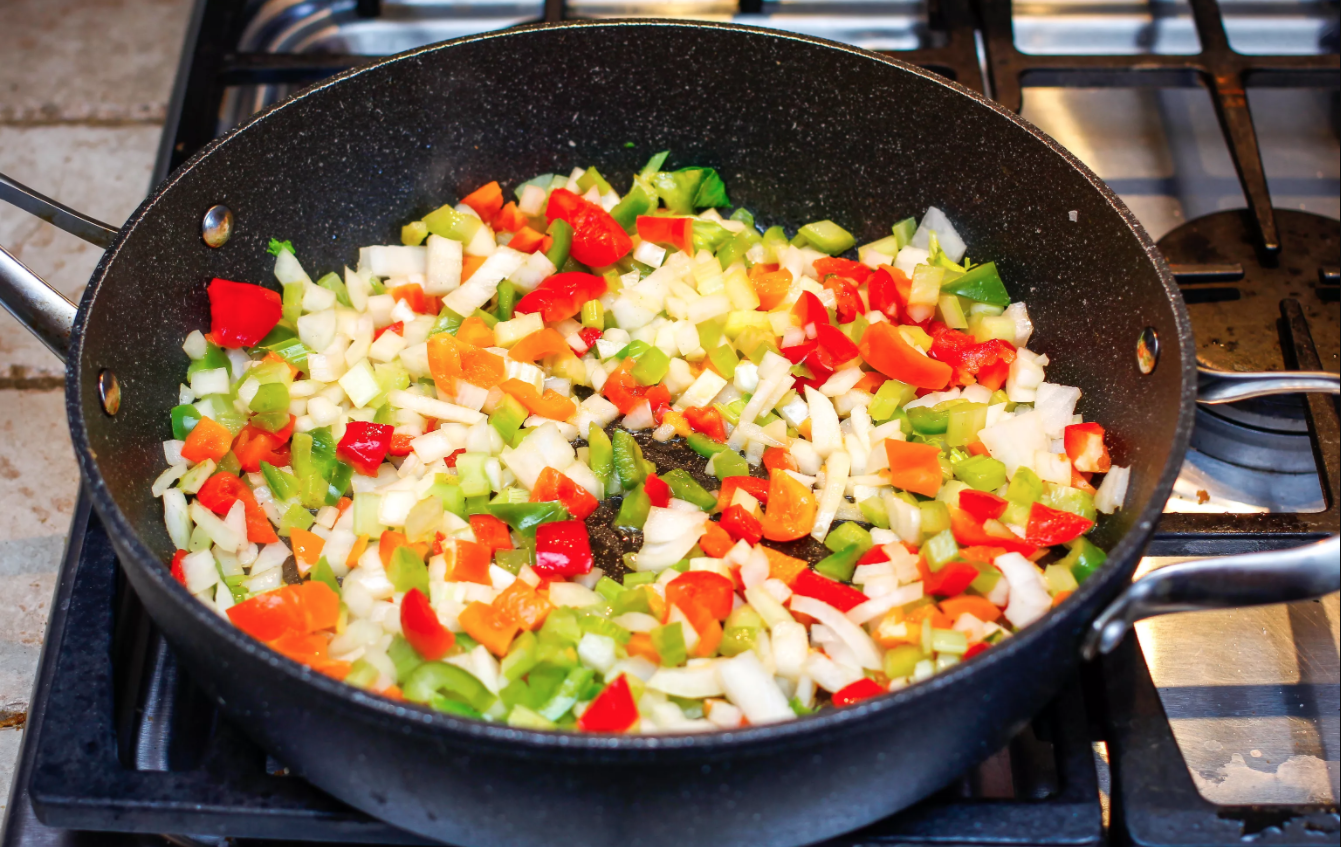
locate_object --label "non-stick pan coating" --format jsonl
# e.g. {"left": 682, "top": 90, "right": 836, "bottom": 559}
{"left": 61, "top": 21, "right": 1194, "bottom": 847}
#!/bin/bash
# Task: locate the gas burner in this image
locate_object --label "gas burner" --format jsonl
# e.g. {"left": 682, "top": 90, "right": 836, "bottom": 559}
{"left": 1158, "top": 209, "right": 1339, "bottom": 469}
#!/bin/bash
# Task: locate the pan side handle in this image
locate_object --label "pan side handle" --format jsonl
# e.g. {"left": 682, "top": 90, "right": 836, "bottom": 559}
{"left": 1197, "top": 366, "right": 1340, "bottom": 403}
{"left": 1082, "top": 535, "right": 1340, "bottom": 660}
{"left": 0, "top": 246, "right": 76, "bottom": 363}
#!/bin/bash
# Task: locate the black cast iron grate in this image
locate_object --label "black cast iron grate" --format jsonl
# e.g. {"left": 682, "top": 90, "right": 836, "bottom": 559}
{"left": 3, "top": 0, "right": 1338, "bottom": 845}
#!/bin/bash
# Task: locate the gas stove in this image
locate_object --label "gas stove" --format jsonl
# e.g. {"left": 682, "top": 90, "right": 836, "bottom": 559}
{"left": 3, "top": 1, "right": 1337, "bottom": 845}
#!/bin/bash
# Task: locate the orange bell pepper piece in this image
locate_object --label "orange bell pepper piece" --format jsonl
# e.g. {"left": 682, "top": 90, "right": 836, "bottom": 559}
{"left": 289, "top": 527, "right": 325, "bottom": 566}
{"left": 626, "top": 632, "right": 661, "bottom": 664}
{"left": 492, "top": 580, "right": 553, "bottom": 631}
{"left": 428, "top": 333, "right": 505, "bottom": 393}
{"left": 760, "top": 546, "right": 809, "bottom": 586}
{"left": 884, "top": 439, "right": 944, "bottom": 498}
{"left": 859, "top": 322, "right": 952, "bottom": 390}
{"left": 751, "top": 266, "right": 794, "bottom": 311}
{"left": 939, "top": 594, "right": 1002, "bottom": 624}
{"left": 460, "top": 180, "right": 503, "bottom": 221}
{"left": 500, "top": 379, "right": 576, "bottom": 421}
{"left": 759, "top": 469, "right": 818, "bottom": 542}
{"left": 509, "top": 328, "right": 571, "bottom": 363}
{"left": 180, "top": 416, "right": 234, "bottom": 463}
{"left": 507, "top": 226, "right": 548, "bottom": 254}
{"left": 445, "top": 538, "right": 492, "bottom": 585}
{"left": 698, "top": 522, "right": 735, "bottom": 558}
{"left": 492, "top": 201, "right": 528, "bottom": 233}
{"left": 458, "top": 601, "right": 520, "bottom": 657}
{"left": 389, "top": 283, "right": 431, "bottom": 315}
{"left": 462, "top": 254, "right": 486, "bottom": 282}
{"left": 456, "top": 315, "right": 496, "bottom": 348}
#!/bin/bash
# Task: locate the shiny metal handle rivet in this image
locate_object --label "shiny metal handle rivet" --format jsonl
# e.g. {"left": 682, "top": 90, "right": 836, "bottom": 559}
{"left": 1136, "top": 327, "right": 1159, "bottom": 374}
{"left": 202, "top": 205, "right": 234, "bottom": 248}
{"left": 97, "top": 369, "right": 121, "bottom": 416}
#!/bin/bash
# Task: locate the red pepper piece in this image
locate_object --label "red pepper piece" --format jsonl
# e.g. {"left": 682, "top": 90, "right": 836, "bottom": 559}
{"left": 815, "top": 323, "right": 859, "bottom": 364}
{"left": 577, "top": 674, "right": 638, "bottom": 733}
{"left": 761, "top": 447, "right": 798, "bottom": 473}
{"left": 1025, "top": 502, "right": 1095, "bottom": 547}
{"left": 545, "top": 188, "right": 632, "bottom": 267}
{"left": 683, "top": 406, "right": 728, "bottom": 442}
{"left": 790, "top": 569, "right": 869, "bottom": 612}
{"left": 533, "top": 520, "right": 593, "bottom": 577}
{"left": 868, "top": 265, "right": 913, "bottom": 319}
{"left": 716, "top": 475, "right": 770, "bottom": 512}
{"left": 336, "top": 421, "right": 393, "bottom": 477}
{"left": 823, "top": 276, "right": 867, "bottom": 324}
{"left": 207, "top": 278, "right": 282, "bottom": 348}
{"left": 389, "top": 283, "right": 433, "bottom": 315}
{"left": 832, "top": 677, "right": 886, "bottom": 707}
{"left": 444, "top": 448, "right": 464, "bottom": 468}
{"left": 958, "top": 489, "right": 1008, "bottom": 523}
{"left": 388, "top": 433, "right": 415, "bottom": 457}
{"left": 400, "top": 587, "right": 454, "bottom": 661}
{"left": 644, "top": 474, "right": 672, "bottom": 508}
{"left": 949, "top": 507, "right": 1037, "bottom": 557}
{"left": 196, "top": 472, "right": 278, "bottom": 544}
{"left": 792, "top": 291, "right": 830, "bottom": 328}
{"left": 374, "top": 321, "right": 404, "bottom": 341}
{"left": 515, "top": 272, "right": 608, "bottom": 323}
{"left": 1064, "top": 422, "right": 1112, "bottom": 473}
{"left": 719, "top": 504, "right": 763, "bottom": 545}
{"left": 644, "top": 384, "right": 672, "bottom": 425}
{"left": 531, "top": 467, "right": 599, "bottom": 520}
{"left": 170, "top": 550, "right": 188, "bottom": 585}
{"left": 666, "top": 571, "right": 736, "bottom": 621}
{"left": 232, "top": 424, "right": 288, "bottom": 473}
{"left": 571, "top": 326, "right": 603, "bottom": 356}
{"left": 964, "top": 642, "right": 990, "bottom": 660}
{"left": 857, "top": 546, "right": 891, "bottom": 565}
{"left": 918, "top": 558, "right": 980, "bottom": 597}
{"left": 468, "top": 514, "right": 514, "bottom": 553}
{"left": 813, "top": 257, "right": 873, "bottom": 285}
{"left": 636, "top": 216, "right": 694, "bottom": 254}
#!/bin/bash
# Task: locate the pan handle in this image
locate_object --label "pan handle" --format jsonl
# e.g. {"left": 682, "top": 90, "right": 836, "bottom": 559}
{"left": 1082, "top": 534, "right": 1340, "bottom": 660}
{"left": 0, "top": 171, "right": 121, "bottom": 364}
{"left": 1197, "top": 366, "right": 1340, "bottom": 403}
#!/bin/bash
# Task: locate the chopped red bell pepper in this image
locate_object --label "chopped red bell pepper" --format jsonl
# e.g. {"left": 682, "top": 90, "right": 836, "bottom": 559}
{"left": 530, "top": 467, "right": 599, "bottom": 520}
{"left": 790, "top": 568, "right": 868, "bottom": 612}
{"left": 643, "top": 474, "right": 672, "bottom": 508}
{"left": 388, "top": 433, "right": 415, "bottom": 457}
{"left": 232, "top": 424, "right": 289, "bottom": 473}
{"left": 917, "top": 558, "right": 980, "bottom": 597}
{"left": 444, "top": 448, "right": 464, "bottom": 468}
{"left": 533, "top": 520, "right": 593, "bottom": 577}
{"left": 196, "top": 471, "right": 278, "bottom": 544}
{"left": 813, "top": 257, "right": 873, "bottom": 285}
{"left": 719, "top": 504, "right": 763, "bottom": 544}
{"left": 929, "top": 324, "right": 1017, "bottom": 388}
{"left": 823, "top": 276, "right": 867, "bottom": 324}
{"left": 207, "top": 278, "right": 282, "bottom": 348}
{"left": 570, "top": 326, "right": 603, "bottom": 356}
{"left": 666, "top": 571, "right": 736, "bottom": 621}
{"left": 468, "top": 514, "right": 513, "bottom": 553}
{"left": 515, "top": 272, "right": 608, "bottom": 324}
{"left": 832, "top": 677, "right": 886, "bottom": 707}
{"left": 545, "top": 188, "right": 632, "bottom": 267}
{"left": 1025, "top": 502, "right": 1095, "bottom": 547}
{"left": 867, "top": 265, "right": 912, "bottom": 319}
{"left": 815, "top": 323, "right": 859, "bottom": 364}
{"left": 793, "top": 291, "right": 830, "bottom": 328}
{"left": 958, "top": 489, "right": 1008, "bottom": 522}
{"left": 949, "top": 507, "right": 1037, "bottom": 556}
{"left": 374, "top": 321, "right": 404, "bottom": 341}
{"left": 635, "top": 216, "right": 694, "bottom": 254}
{"left": 963, "top": 642, "right": 991, "bottom": 660}
{"left": 716, "top": 475, "right": 769, "bottom": 512}
{"left": 1064, "top": 422, "right": 1112, "bottom": 473}
{"left": 577, "top": 674, "right": 638, "bottom": 732}
{"left": 858, "top": 546, "right": 891, "bottom": 565}
{"left": 644, "top": 384, "right": 672, "bottom": 425}
{"left": 336, "top": 421, "right": 393, "bottom": 477}
{"left": 683, "top": 406, "right": 727, "bottom": 442}
{"left": 389, "top": 283, "right": 432, "bottom": 315}
{"left": 400, "top": 587, "right": 454, "bottom": 661}
{"left": 170, "top": 550, "right": 188, "bottom": 585}
{"left": 762, "top": 446, "right": 798, "bottom": 473}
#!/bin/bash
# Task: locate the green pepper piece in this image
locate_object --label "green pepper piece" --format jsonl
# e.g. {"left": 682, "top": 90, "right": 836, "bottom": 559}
{"left": 215, "top": 450, "right": 241, "bottom": 478}
{"left": 403, "top": 662, "right": 496, "bottom": 713}
{"left": 260, "top": 461, "right": 298, "bottom": 501}
{"left": 262, "top": 335, "right": 312, "bottom": 371}
{"left": 639, "top": 150, "right": 669, "bottom": 179}
{"left": 940, "top": 261, "right": 1010, "bottom": 308}
{"left": 687, "top": 433, "right": 727, "bottom": 458}
{"left": 537, "top": 667, "right": 594, "bottom": 721}
{"left": 815, "top": 545, "right": 863, "bottom": 582}
{"left": 615, "top": 487, "right": 651, "bottom": 530}
{"left": 186, "top": 342, "right": 230, "bottom": 381}
{"left": 545, "top": 218, "right": 573, "bottom": 269}
{"left": 495, "top": 280, "right": 517, "bottom": 322}
{"left": 576, "top": 166, "right": 613, "bottom": 195}
{"left": 487, "top": 502, "right": 570, "bottom": 537}
{"left": 1058, "top": 536, "right": 1107, "bottom": 583}
{"left": 630, "top": 347, "right": 670, "bottom": 386}
{"left": 706, "top": 344, "right": 739, "bottom": 380}
{"left": 312, "top": 556, "right": 341, "bottom": 596}
{"left": 325, "top": 462, "right": 353, "bottom": 506}
{"left": 659, "top": 469, "right": 717, "bottom": 511}
{"left": 692, "top": 220, "right": 732, "bottom": 254}
{"left": 612, "top": 430, "right": 646, "bottom": 490}
{"left": 170, "top": 404, "right": 202, "bottom": 440}
{"left": 490, "top": 393, "right": 529, "bottom": 444}
{"left": 650, "top": 622, "right": 688, "bottom": 667}
{"left": 907, "top": 406, "right": 950, "bottom": 435}
{"left": 712, "top": 449, "right": 748, "bottom": 481}
{"left": 609, "top": 180, "right": 656, "bottom": 233}
{"left": 824, "top": 522, "right": 875, "bottom": 555}
{"left": 968, "top": 559, "right": 1003, "bottom": 595}
{"left": 388, "top": 634, "right": 425, "bottom": 679}
{"left": 616, "top": 339, "right": 651, "bottom": 361}
{"left": 249, "top": 382, "right": 290, "bottom": 414}
{"left": 1041, "top": 484, "right": 1098, "bottom": 522}
{"left": 797, "top": 220, "right": 856, "bottom": 255}
{"left": 586, "top": 423, "right": 614, "bottom": 491}
{"left": 387, "top": 546, "right": 429, "bottom": 595}
{"left": 430, "top": 305, "right": 466, "bottom": 337}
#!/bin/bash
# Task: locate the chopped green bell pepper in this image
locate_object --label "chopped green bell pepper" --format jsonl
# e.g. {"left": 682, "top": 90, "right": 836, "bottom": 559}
{"left": 659, "top": 469, "right": 716, "bottom": 511}
{"left": 403, "top": 662, "right": 496, "bottom": 713}
{"left": 940, "top": 261, "right": 1010, "bottom": 308}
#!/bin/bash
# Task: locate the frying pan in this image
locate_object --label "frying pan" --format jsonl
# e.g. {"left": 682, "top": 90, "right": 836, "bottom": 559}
{"left": 1, "top": 21, "right": 1337, "bottom": 847}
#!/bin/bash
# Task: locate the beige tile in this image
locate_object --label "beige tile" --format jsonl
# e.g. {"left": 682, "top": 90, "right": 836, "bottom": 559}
{"left": 0, "top": 0, "right": 193, "bottom": 123}
{"left": 0, "top": 124, "right": 163, "bottom": 380}
{"left": 0, "top": 391, "right": 81, "bottom": 541}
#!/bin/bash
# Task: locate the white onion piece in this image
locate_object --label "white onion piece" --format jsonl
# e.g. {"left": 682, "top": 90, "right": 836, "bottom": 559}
{"left": 995, "top": 552, "right": 1052, "bottom": 628}
{"left": 716, "top": 651, "right": 792, "bottom": 725}
{"left": 1095, "top": 465, "right": 1131, "bottom": 514}
{"left": 789, "top": 596, "right": 882, "bottom": 670}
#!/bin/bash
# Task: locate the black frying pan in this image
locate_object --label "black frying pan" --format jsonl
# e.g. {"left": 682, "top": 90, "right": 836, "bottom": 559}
{"left": 1, "top": 21, "right": 1336, "bottom": 847}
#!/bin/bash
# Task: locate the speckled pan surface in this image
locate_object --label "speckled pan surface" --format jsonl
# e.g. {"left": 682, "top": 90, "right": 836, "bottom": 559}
{"left": 59, "top": 20, "right": 1194, "bottom": 847}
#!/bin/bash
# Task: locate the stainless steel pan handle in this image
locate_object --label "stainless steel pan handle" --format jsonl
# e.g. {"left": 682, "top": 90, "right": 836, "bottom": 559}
{"left": 0, "top": 171, "right": 120, "bottom": 364}
{"left": 1198, "top": 366, "right": 1341, "bottom": 403}
{"left": 1082, "top": 535, "right": 1339, "bottom": 659}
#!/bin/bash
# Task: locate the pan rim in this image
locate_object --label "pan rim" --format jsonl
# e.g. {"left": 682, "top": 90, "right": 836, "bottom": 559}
{"left": 67, "top": 17, "right": 1197, "bottom": 753}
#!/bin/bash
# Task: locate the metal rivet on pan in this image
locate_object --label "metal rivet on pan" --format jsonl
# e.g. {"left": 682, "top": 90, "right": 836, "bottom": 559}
{"left": 202, "top": 204, "right": 233, "bottom": 248}
{"left": 1136, "top": 327, "right": 1159, "bottom": 375}
{"left": 97, "top": 369, "right": 121, "bottom": 416}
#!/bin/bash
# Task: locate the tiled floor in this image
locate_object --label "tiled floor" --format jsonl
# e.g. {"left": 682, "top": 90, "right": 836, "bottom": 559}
{"left": 0, "top": 0, "right": 194, "bottom": 815}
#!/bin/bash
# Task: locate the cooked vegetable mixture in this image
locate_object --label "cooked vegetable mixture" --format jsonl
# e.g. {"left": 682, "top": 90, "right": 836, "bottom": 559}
{"left": 156, "top": 154, "right": 1132, "bottom": 732}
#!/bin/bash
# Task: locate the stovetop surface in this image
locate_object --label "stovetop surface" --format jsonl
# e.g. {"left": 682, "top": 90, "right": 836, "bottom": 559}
{"left": 2, "top": 0, "right": 1337, "bottom": 844}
